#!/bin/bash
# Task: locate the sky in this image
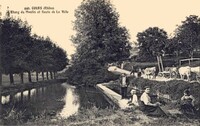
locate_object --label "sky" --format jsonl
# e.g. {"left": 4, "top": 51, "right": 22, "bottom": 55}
{"left": 0, "top": 0, "right": 200, "bottom": 59}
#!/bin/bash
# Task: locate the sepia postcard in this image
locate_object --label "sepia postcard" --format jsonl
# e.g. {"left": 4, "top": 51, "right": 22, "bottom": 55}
{"left": 0, "top": 0, "right": 200, "bottom": 125}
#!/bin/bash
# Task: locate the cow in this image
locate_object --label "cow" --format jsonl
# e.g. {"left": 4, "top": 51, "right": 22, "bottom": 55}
{"left": 165, "top": 66, "right": 178, "bottom": 78}
{"left": 178, "top": 66, "right": 191, "bottom": 81}
{"left": 190, "top": 66, "right": 200, "bottom": 73}
{"left": 190, "top": 66, "right": 200, "bottom": 82}
{"left": 142, "top": 67, "right": 156, "bottom": 79}
{"left": 165, "top": 67, "right": 178, "bottom": 73}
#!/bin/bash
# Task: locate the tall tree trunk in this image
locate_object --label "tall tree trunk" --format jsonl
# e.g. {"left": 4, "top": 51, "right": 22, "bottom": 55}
{"left": 9, "top": 73, "right": 14, "bottom": 85}
{"left": 28, "top": 89, "right": 31, "bottom": 100}
{"left": 36, "top": 71, "right": 39, "bottom": 82}
{"left": 50, "top": 71, "right": 53, "bottom": 79}
{"left": 21, "top": 91, "right": 23, "bottom": 102}
{"left": 53, "top": 71, "right": 56, "bottom": 79}
{"left": 46, "top": 71, "right": 49, "bottom": 80}
{"left": 20, "top": 72, "right": 24, "bottom": 84}
{"left": 28, "top": 71, "right": 32, "bottom": 82}
{"left": 42, "top": 71, "right": 44, "bottom": 80}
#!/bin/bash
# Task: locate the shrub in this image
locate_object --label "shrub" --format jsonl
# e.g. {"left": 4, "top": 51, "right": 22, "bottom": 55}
{"left": 65, "top": 60, "right": 119, "bottom": 86}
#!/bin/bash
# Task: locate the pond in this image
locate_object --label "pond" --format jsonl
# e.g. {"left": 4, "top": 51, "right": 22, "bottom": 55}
{"left": 1, "top": 82, "right": 111, "bottom": 123}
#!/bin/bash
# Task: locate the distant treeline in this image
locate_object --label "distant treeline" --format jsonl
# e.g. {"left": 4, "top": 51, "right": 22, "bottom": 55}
{"left": 135, "top": 15, "right": 200, "bottom": 62}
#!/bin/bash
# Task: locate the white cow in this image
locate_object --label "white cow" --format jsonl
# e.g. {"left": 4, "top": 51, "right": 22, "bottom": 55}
{"left": 190, "top": 66, "right": 200, "bottom": 73}
{"left": 190, "top": 66, "right": 200, "bottom": 82}
{"left": 178, "top": 66, "right": 191, "bottom": 81}
{"left": 143, "top": 67, "right": 156, "bottom": 79}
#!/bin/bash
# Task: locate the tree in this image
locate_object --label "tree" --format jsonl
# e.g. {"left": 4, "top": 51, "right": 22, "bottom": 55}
{"left": 1, "top": 17, "right": 31, "bottom": 84}
{"left": 30, "top": 35, "right": 69, "bottom": 81}
{"left": 175, "top": 15, "right": 200, "bottom": 58}
{"left": 136, "top": 27, "right": 168, "bottom": 62}
{"left": 51, "top": 46, "right": 69, "bottom": 72}
{"left": 72, "top": 0, "right": 131, "bottom": 65}
{"left": 67, "top": 0, "right": 130, "bottom": 86}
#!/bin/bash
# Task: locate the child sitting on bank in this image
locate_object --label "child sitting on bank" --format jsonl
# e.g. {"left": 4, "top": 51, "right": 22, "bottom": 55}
{"left": 129, "top": 88, "right": 139, "bottom": 107}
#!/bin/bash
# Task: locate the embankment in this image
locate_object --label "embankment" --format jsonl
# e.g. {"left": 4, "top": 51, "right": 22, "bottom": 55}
{"left": 106, "top": 77, "right": 200, "bottom": 109}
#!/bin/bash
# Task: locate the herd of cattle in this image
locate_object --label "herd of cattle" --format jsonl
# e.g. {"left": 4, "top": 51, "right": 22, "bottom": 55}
{"left": 142, "top": 66, "right": 200, "bottom": 82}
{"left": 107, "top": 62, "right": 200, "bottom": 83}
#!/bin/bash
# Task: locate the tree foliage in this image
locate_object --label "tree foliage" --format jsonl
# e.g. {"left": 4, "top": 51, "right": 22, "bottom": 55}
{"left": 174, "top": 15, "right": 200, "bottom": 57}
{"left": 1, "top": 18, "right": 31, "bottom": 74}
{"left": 136, "top": 27, "right": 168, "bottom": 61}
{"left": 0, "top": 17, "right": 69, "bottom": 84}
{"left": 72, "top": 0, "right": 131, "bottom": 65}
{"left": 67, "top": 0, "right": 130, "bottom": 85}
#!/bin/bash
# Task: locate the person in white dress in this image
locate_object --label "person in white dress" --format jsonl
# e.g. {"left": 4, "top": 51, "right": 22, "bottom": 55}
{"left": 140, "top": 86, "right": 167, "bottom": 117}
{"left": 130, "top": 88, "right": 139, "bottom": 106}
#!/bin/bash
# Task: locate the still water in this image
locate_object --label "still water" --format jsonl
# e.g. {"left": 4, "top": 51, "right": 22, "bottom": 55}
{"left": 1, "top": 82, "right": 110, "bottom": 121}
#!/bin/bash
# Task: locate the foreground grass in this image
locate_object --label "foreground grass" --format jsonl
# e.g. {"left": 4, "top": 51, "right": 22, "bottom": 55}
{"left": 4, "top": 107, "right": 196, "bottom": 126}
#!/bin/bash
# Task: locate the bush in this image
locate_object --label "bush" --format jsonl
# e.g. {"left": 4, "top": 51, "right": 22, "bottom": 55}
{"left": 65, "top": 59, "right": 119, "bottom": 86}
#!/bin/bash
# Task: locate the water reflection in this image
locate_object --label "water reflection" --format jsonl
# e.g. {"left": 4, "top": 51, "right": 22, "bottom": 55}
{"left": 1, "top": 82, "right": 110, "bottom": 122}
{"left": 59, "top": 84, "right": 80, "bottom": 118}
{"left": 1, "top": 95, "right": 10, "bottom": 104}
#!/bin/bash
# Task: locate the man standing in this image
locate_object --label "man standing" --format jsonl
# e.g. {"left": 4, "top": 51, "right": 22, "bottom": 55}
{"left": 120, "top": 73, "right": 128, "bottom": 99}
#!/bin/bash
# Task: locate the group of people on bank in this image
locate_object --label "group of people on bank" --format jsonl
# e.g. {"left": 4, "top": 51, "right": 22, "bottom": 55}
{"left": 119, "top": 73, "right": 200, "bottom": 118}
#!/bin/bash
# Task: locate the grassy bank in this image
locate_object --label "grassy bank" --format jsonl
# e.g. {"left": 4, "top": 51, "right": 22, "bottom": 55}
{"left": 106, "top": 77, "right": 200, "bottom": 110}
{"left": 4, "top": 106, "right": 199, "bottom": 126}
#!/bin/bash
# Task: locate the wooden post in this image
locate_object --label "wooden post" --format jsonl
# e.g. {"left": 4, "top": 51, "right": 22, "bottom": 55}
{"left": 189, "top": 60, "right": 190, "bottom": 66}
{"left": 157, "top": 56, "right": 161, "bottom": 72}
{"left": 0, "top": 18, "right": 2, "bottom": 119}
{"left": 160, "top": 56, "right": 164, "bottom": 72}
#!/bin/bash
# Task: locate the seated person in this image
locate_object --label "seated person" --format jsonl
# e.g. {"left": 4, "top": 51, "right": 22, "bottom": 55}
{"left": 180, "top": 89, "right": 197, "bottom": 117}
{"left": 129, "top": 88, "right": 139, "bottom": 107}
{"left": 140, "top": 86, "right": 167, "bottom": 117}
